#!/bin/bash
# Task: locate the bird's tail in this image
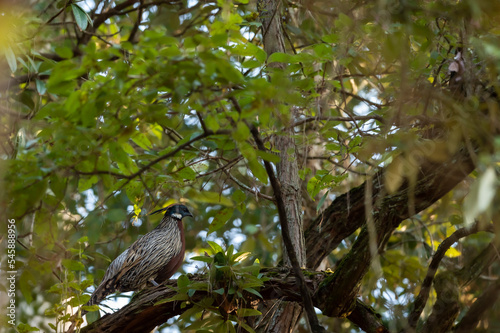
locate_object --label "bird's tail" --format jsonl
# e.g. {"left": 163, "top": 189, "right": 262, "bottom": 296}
{"left": 87, "top": 277, "right": 117, "bottom": 308}
{"left": 65, "top": 279, "right": 116, "bottom": 332}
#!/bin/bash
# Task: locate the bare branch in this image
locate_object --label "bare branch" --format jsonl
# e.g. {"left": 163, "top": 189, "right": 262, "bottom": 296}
{"left": 408, "top": 221, "right": 494, "bottom": 328}
{"left": 291, "top": 115, "right": 384, "bottom": 128}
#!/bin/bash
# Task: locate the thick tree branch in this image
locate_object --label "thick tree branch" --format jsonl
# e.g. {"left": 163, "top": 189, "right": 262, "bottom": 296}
{"left": 78, "top": 269, "right": 383, "bottom": 332}
{"left": 311, "top": 147, "right": 476, "bottom": 317}
{"left": 305, "top": 145, "right": 476, "bottom": 270}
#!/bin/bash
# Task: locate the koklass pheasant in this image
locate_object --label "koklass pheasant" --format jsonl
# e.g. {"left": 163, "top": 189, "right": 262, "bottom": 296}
{"left": 86, "top": 203, "right": 193, "bottom": 311}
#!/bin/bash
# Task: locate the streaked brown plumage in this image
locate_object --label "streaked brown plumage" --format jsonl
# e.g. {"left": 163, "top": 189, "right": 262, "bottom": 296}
{"left": 86, "top": 204, "right": 193, "bottom": 311}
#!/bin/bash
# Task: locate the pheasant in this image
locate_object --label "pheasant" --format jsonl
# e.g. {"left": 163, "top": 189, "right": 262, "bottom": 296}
{"left": 73, "top": 203, "right": 193, "bottom": 326}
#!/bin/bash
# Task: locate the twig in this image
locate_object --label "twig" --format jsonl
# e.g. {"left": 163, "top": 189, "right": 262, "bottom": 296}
{"left": 128, "top": 0, "right": 144, "bottom": 42}
{"left": 291, "top": 115, "right": 384, "bottom": 128}
{"left": 226, "top": 170, "right": 275, "bottom": 202}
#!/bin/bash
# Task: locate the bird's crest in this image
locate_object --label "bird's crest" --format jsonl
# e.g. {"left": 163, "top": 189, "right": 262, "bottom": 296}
{"left": 150, "top": 203, "right": 176, "bottom": 215}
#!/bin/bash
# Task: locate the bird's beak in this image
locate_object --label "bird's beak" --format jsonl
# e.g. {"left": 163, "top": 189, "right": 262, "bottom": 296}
{"left": 186, "top": 211, "right": 194, "bottom": 218}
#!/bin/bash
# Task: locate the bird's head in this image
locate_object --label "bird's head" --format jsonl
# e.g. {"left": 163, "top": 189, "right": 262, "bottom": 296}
{"left": 151, "top": 204, "right": 193, "bottom": 220}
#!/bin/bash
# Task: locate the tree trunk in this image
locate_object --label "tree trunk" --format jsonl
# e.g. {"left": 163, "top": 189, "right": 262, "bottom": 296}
{"left": 256, "top": 0, "right": 305, "bottom": 331}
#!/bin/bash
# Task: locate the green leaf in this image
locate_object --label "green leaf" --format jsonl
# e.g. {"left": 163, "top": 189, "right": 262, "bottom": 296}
{"left": 307, "top": 176, "right": 322, "bottom": 198}
{"left": 72, "top": 4, "right": 91, "bottom": 30}
{"left": 216, "top": 60, "right": 244, "bottom": 83}
{"left": 231, "top": 317, "right": 257, "bottom": 333}
{"left": 243, "top": 287, "right": 263, "bottom": 298}
{"left": 190, "top": 255, "right": 214, "bottom": 263}
{"left": 247, "top": 158, "right": 268, "bottom": 185}
{"left": 313, "top": 43, "right": 334, "bottom": 59}
{"left": 190, "top": 191, "right": 233, "bottom": 206}
{"left": 237, "top": 308, "right": 262, "bottom": 317}
{"left": 213, "top": 287, "right": 225, "bottom": 295}
{"left": 62, "top": 259, "right": 85, "bottom": 271}
{"left": 322, "top": 33, "right": 339, "bottom": 43}
{"left": 35, "top": 79, "right": 46, "bottom": 95}
{"left": 267, "top": 52, "right": 290, "bottom": 64}
{"left": 5, "top": 46, "right": 17, "bottom": 72}
{"left": 85, "top": 308, "right": 101, "bottom": 324}
{"left": 17, "top": 323, "right": 40, "bottom": 333}
{"left": 131, "top": 133, "right": 153, "bottom": 150}
{"left": 177, "top": 274, "right": 190, "bottom": 289}
{"left": 81, "top": 304, "right": 100, "bottom": 312}
{"left": 49, "top": 175, "right": 66, "bottom": 200}
{"left": 67, "top": 294, "right": 90, "bottom": 307}
{"left": 188, "top": 282, "right": 209, "bottom": 291}
{"left": 232, "top": 251, "right": 251, "bottom": 263}
{"left": 241, "top": 59, "right": 261, "bottom": 69}
{"left": 205, "top": 114, "right": 220, "bottom": 132}
{"left": 55, "top": 46, "right": 74, "bottom": 59}
{"left": 207, "top": 240, "right": 224, "bottom": 254}
{"left": 208, "top": 207, "right": 234, "bottom": 235}
{"left": 240, "top": 142, "right": 268, "bottom": 184}
{"left": 316, "top": 191, "right": 328, "bottom": 211}
{"left": 187, "top": 315, "right": 223, "bottom": 331}
{"left": 232, "top": 189, "right": 246, "bottom": 203}
{"left": 78, "top": 175, "right": 98, "bottom": 192}
{"left": 176, "top": 166, "right": 197, "bottom": 181}
{"left": 232, "top": 121, "right": 251, "bottom": 142}
{"left": 256, "top": 150, "right": 280, "bottom": 163}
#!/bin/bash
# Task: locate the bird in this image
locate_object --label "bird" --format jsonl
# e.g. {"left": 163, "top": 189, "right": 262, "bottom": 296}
{"left": 82, "top": 204, "right": 193, "bottom": 315}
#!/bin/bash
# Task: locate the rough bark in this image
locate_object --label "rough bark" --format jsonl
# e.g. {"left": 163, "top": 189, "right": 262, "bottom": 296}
{"left": 276, "top": 133, "right": 306, "bottom": 267}
{"left": 257, "top": 0, "right": 306, "bottom": 331}
{"left": 347, "top": 300, "right": 389, "bottom": 333}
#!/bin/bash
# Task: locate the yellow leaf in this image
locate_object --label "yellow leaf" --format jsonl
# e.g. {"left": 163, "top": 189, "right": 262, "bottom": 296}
{"left": 445, "top": 247, "right": 461, "bottom": 258}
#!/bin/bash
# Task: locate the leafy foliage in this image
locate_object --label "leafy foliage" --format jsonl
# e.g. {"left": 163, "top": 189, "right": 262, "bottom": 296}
{"left": 1, "top": 0, "right": 500, "bottom": 332}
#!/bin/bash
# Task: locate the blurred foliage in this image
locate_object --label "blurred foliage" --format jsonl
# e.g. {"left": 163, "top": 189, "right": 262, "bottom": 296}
{"left": 0, "top": 0, "right": 500, "bottom": 331}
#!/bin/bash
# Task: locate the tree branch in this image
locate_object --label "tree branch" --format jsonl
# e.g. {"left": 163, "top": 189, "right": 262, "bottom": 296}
{"left": 347, "top": 300, "right": 389, "bottom": 333}
{"left": 453, "top": 278, "right": 500, "bottom": 333}
{"left": 420, "top": 272, "right": 460, "bottom": 333}
{"left": 305, "top": 145, "right": 476, "bottom": 270}
{"left": 78, "top": 269, "right": 382, "bottom": 332}
{"left": 408, "top": 221, "right": 494, "bottom": 328}
{"left": 291, "top": 115, "right": 384, "bottom": 128}
{"left": 310, "top": 146, "right": 476, "bottom": 318}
